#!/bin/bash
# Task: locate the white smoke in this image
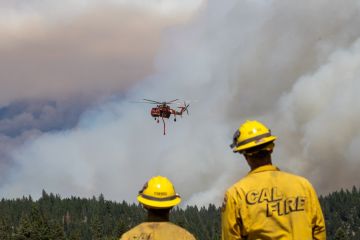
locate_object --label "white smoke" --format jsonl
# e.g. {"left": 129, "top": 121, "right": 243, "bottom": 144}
{"left": 2, "top": 0, "right": 360, "bottom": 207}
{"left": 277, "top": 39, "right": 360, "bottom": 193}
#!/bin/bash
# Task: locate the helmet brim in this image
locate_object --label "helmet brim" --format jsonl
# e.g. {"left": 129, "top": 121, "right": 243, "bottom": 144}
{"left": 137, "top": 195, "right": 181, "bottom": 208}
{"left": 234, "top": 136, "right": 277, "bottom": 153}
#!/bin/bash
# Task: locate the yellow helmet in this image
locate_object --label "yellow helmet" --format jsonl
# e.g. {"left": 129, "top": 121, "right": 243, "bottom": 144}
{"left": 230, "top": 120, "right": 277, "bottom": 153}
{"left": 137, "top": 176, "right": 181, "bottom": 208}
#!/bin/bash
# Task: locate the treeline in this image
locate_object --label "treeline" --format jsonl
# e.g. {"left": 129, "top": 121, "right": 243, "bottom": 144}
{"left": 0, "top": 187, "right": 359, "bottom": 240}
{"left": 320, "top": 186, "right": 360, "bottom": 239}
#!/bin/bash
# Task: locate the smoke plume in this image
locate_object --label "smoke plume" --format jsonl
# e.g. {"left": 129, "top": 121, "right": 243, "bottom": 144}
{"left": 1, "top": 0, "right": 360, "bottom": 207}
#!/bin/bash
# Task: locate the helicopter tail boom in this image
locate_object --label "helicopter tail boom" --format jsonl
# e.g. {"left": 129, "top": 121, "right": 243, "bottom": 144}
{"left": 176, "top": 102, "right": 190, "bottom": 116}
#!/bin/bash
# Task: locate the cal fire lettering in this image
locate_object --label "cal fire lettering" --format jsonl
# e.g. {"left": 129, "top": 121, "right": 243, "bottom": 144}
{"left": 245, "top": 187, "right": 306, "bottom": 217}
{"left": 246, "top": 187, "right": 282, "bottom": 204}
{"left": 267, "top": 196, "right": 306, "bottom": 217}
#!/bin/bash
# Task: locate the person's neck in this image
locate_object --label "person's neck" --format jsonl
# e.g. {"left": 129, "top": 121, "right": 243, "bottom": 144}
{"left": 147, "top": 209, "right": 170, "bottom": 222}
{"left": 246, "top": 156, "right": 272, "bottom": 171}
{"left": 250, "top": 162, "right": 272, "bottom": 171}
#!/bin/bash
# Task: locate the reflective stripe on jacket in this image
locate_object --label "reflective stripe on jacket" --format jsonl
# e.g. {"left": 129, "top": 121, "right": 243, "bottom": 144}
{"left": 120, "top": 222, "right": 196, "bottom": 240}
{"left": 221, "top": 164, "right": 326, "bottom": 240}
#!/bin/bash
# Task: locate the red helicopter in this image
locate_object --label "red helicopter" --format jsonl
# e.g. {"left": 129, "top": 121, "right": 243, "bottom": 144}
{"left": 141, "top": 99, "right": 190, "bottom": 135}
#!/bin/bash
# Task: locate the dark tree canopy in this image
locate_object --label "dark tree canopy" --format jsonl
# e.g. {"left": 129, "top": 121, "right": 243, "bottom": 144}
{"left": 0, "top": 187, "right": 359, "bottom": 239}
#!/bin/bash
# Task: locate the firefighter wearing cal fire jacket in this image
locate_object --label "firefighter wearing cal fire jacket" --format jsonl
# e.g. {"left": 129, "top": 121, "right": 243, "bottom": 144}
{"left": 120, "top": 176, "right": 196, "bottom": 240}
{"left": 222, "top": 120, "right": 326, "bottom": 240}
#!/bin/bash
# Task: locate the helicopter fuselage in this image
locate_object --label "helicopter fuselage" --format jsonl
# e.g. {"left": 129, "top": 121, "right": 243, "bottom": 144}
{"left": 151, "top": 106, "right": 172, "bottom": 118}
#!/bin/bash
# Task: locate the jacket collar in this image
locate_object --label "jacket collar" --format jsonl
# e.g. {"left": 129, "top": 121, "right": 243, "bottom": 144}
{"left": 248, "top": 164, "right": 280, "bottom": 175}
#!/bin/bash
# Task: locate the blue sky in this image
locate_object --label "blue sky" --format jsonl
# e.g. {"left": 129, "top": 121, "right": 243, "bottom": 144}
{"left": 1, "top": 0, "right": 360, "bottom": 206}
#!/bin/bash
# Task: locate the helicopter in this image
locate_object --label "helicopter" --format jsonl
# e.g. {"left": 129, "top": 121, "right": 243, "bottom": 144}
{"left": 140, "top": 99, "right": 190, "bottom": 135}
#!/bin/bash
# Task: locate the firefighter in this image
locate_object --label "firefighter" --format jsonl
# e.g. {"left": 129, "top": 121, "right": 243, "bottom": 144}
{"left": 222, "top": 120, "right": 326, "bottom": 240}
{"left": 120, "top": 176, "right": 196, "bottom": 240}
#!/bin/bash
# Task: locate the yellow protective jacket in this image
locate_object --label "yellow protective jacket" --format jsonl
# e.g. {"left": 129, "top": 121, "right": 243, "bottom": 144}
{"left": 120, "top": 221, "right": 196, "bottom": 240}
{"left": 221, "top": 164, "right": 326, "bottom": 240}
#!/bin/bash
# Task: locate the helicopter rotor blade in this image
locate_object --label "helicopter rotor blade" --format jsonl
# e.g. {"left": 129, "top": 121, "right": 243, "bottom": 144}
{"left": 182, "top": 102, "right": 190, "bottom": 115}
{"left": 165, "top": 99, "right": 179, "bottom": 104}
{"left": 130, "top": 101, "right": 158, "bottom": 104}
{"left": 185, "top": 103, "right": 190, "bottom": 115}
{"left": 143, "top": 99, "right": 162, "bottom": 104}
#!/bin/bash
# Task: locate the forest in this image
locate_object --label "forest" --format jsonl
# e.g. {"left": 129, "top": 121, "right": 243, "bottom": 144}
{"left": 0, "top": 187, "right": 359, "bottom": 240}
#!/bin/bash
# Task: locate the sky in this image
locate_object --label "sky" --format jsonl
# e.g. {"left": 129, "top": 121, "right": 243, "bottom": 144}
{"left": 1, "top": 0, "right": 360, "bottom": 207}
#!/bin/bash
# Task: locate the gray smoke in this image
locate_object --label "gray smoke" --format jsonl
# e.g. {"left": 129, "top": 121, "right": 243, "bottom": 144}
{"left": 0, "top": 0, "right": 197, "bottom": 105}
{"left": 1, "top": 0, "right": 360, "bottom": 207}
{"left": 0, "top": 0, "right": 199, "bottom": 196}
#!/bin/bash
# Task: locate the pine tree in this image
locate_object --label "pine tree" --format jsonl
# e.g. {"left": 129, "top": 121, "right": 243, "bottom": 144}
{"left": 0, "top": 217, "right": 13, "bottom": 240}
{"left": 15, "top": 214, "right": 32, "bottom": 240}
{"left": 91, "top": 216, "right": 103, "bottom": 240}
{"left": 49, "top": 220, "right": 66, "bottom": 240}
{"left": 114, "top": 219, "right": 128, "bottom": 238}
{"left": 67, "top": 224, "right": 82, "bottom": 240}
{"left": 334, "top": 226, "right": 349, "bottom": 240}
